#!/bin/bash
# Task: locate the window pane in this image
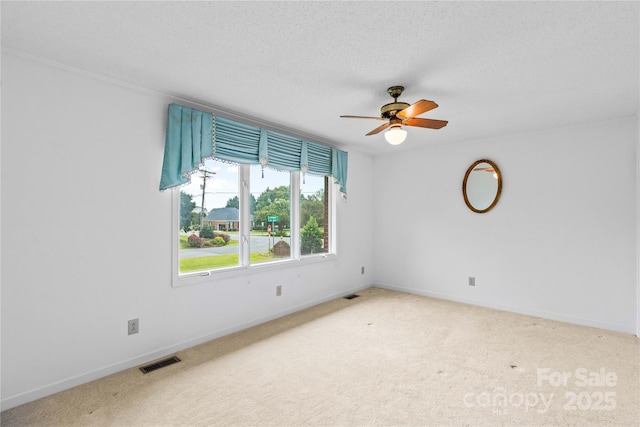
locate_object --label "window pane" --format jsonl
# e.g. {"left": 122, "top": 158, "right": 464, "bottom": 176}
{"left": 300, "top": 174, "right": 328, "bottom": 255}
{"left": 250, "top": 165, "right": 291, "bottom": 264}
{"left": 179, "top": 159, "right": 240, "bottom": 274}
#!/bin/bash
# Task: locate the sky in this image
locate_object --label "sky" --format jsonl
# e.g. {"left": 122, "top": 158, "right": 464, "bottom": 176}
{"left": 181, "top": 159, "right": 324, "bottom": 214}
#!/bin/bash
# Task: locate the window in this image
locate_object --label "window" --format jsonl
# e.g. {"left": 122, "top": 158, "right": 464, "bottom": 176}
{"left": 300, "top": 174, "right": 330, "bottom": 256}
{"left": 178, "top": 159, "right": 240, "bottom": 274}
{"left": 161, "top": 104, "right": 346, "bottom": 285}
{"left": 175, "top": 160, "right": 336, "bottom": 284}
{"left": 250, "top": 164, "right": 292, "bottom": 265}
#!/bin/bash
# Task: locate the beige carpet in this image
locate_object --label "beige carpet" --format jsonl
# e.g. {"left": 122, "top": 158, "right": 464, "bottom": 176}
{"left": 2, "top": 287, "right": 639, "bottom": 426}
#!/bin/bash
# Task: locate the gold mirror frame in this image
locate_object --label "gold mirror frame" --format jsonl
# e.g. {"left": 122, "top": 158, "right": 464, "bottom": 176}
{"left": 462, "top": 159, "right": 502, "bottom": 214}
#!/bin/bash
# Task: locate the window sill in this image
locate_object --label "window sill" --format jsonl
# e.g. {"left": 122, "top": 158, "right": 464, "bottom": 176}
{"left": 172, "top": 253, "right": 337, "bottom": 288}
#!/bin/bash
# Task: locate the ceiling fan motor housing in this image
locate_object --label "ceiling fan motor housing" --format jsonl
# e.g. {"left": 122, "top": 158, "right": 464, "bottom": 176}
{"left": 381, "top": 102, "right": 410, "bottom": 118}
{"left": 382, "top": 86, "right": 409, "bottom": 118}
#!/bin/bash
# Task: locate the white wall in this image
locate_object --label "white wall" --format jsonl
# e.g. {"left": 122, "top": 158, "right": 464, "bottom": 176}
{"left": 373, "top": 116, "right": 638, "bottom": 334}
{"left": 0, "top": 53, "right": 375, "bottom": 409}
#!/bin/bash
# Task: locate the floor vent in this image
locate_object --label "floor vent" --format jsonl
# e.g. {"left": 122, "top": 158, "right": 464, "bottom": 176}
{"left": 139, "top": 356, "right": 181, "bottom": 374}
{"left": 344, "top": 294, "right": 360, "bottom": 300}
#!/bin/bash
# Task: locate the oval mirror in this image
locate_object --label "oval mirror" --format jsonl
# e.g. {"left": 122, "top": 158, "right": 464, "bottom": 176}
{"left": 462, "top": 159, "right": 502, "bottom": 213}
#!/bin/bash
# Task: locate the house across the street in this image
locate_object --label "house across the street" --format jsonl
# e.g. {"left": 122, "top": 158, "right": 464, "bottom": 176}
{"left": 202, "top": 207, "right": 253, "bottom": 231}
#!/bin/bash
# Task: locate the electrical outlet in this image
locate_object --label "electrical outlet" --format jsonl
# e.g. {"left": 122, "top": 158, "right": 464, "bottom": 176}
{"left": 468, "top": 277, "right": 476, "bottom": 287}
{"left": 128, "top": 318, "right": 139, "bottom": 335}
{"left": 276, "top": 285, "right": 282, "bottom": 296}
{"left": 361, "top": 266, "right": 365, "bottom": 274}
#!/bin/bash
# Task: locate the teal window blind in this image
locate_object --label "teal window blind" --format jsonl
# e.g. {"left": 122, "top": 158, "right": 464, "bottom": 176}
{"left": 307, "top": 141, "right": 332, "bottom": 176}
{"left": 213, "top": 116, "right": 261, "bottom": 165}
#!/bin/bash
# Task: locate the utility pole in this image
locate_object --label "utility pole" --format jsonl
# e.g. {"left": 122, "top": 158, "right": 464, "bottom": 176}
{"left": 199, "top": 168, "right": 216, "bottom": 229}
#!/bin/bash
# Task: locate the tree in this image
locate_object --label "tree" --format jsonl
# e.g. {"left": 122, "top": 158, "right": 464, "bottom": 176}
{"left": 301, "top": 216, "right": 323, "bottom": 254}
{"left": 226, "top": 194, "right": 256, "bottom": 215}
{"left": 249, "top": 193, "right": 257, "bottom": 215}
{"left": 225, "top": 195, "right": 239, "bottom": 209}
{"left": 190, "top": 211, "right": 201, "bottom": 229}
{"left": 300, "top": 190, "right": 324, "bottom": 228}
{"left": 200, "top": 224, "right": 215, "bottom": 239}
{"left": 254, "top": 186, "right": 290, "bottom": 233}
{"left": 180, "top": 191, "right": 196, "bottom": 232}
{"left": 254, "top": 186, "right": 289, "bottom": 211}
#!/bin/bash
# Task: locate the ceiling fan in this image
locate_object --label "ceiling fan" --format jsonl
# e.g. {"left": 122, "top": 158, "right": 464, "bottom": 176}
{"left": 340, "top": 86, "right": 448, "bottom": 145}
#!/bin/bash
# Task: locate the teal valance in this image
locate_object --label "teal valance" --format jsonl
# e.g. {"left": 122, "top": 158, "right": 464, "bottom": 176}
{"left": 159, "top": 104, "right": 214, "bottom": 190}
{"left": 159, "top": 103, "right": 348, "bottom": 194}
{"left": 332, "top": 148, "right": 348, "bottom": 194}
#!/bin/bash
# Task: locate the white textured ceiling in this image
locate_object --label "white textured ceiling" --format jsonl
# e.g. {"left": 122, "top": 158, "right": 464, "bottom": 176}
{"left": 2, "top": 1, "right": 638, "bottom": 155}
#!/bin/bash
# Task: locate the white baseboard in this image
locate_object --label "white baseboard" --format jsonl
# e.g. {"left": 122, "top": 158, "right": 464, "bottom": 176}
{"left": 1, "top": 284, "right": 371, "bottom": 411}
{"left": 373, "top": 282, "right": 637, "bottom": 336}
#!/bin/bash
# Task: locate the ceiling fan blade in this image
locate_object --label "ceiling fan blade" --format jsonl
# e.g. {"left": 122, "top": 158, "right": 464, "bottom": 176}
{"left": 396, "top": 100, "right": 438, "bottom": 119}
{"left": 366, "top": 122, "right": 390, "bottom": 136}
{"left": 340, "top": 115, "right": 386, "bottom": 120}
{"left": 403, "top": 117, "right": 448, "bottom": 129}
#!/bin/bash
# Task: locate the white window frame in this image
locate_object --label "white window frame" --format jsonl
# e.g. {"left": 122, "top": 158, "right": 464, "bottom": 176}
{"left": 171, "top": 168, "right": 337, "bottom": 287}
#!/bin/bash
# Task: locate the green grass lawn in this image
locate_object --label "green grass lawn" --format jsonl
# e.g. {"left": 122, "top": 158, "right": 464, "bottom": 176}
{"left": 180, "top": 252, "right": 277, "bottom": 272}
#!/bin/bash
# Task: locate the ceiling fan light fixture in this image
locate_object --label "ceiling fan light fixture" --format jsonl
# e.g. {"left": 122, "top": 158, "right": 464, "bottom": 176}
{"left": 384, "top": 126, "right": 407, "bottom": 145}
